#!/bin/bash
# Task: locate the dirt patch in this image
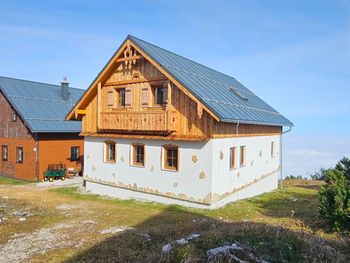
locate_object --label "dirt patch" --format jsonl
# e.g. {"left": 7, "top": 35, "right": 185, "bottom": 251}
{"left": 0, "top": 220, "right": 97, "bottom": 263}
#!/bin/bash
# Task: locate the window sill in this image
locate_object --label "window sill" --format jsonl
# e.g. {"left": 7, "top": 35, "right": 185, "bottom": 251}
{"left": 104, "top": 160, "right": 116, "bottom": 164}
{"left": 130, "top": 163, "right": 145, "bottom": 168}
{"left": 162, "top": 167, "right": 179, "bottom": 173}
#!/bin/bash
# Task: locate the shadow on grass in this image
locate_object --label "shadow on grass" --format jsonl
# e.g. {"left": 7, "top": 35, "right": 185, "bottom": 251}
{"left": 64, "top": 205, "right": 347, "bottom": 263}
{"left": 247, "top": 187, "right": 323, "bottom": 228}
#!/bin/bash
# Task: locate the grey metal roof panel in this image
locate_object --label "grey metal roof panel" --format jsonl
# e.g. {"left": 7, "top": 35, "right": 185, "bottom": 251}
{"left": 0, "top": 76, "right": 84, "bottom": 133}
{"left": 129, "top": 35, "right": 293, "bottom": 127}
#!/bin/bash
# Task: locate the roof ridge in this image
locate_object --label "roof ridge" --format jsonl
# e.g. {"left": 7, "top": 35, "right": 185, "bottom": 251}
{"left": 128, "top": 35, "right": 247, "bottom": 88}
{"left": 0, "top": 76, "right": 84, "bottom": 91}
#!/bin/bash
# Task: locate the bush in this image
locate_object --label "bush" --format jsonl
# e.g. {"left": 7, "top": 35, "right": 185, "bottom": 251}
{"left": 335, "top": 157, "right": 350, "bottom": 181}
{"left": 319, "top": 169, "right": 350, "bottom": 230}
{"left": 310, "top": 168, "right": 329, "bottom": 181}
{"left": 284, "top": 175, "right": 305, "bottom": 180}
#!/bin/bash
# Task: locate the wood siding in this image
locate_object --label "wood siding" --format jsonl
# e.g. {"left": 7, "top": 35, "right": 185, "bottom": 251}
{"left": 37, "top": 134, "right": 84, "bottom": 180}
{"left": 0, "top": 90, "right": 32, "bottom": 139}
{"left": 0, "top": 90, "right": 37, "bottom": 180}
{"left": 79, "top": 45, "right": 282, "bottom": 140}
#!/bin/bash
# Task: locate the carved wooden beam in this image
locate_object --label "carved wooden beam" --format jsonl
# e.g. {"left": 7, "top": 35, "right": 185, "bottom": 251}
{"left": 104, "top": 77, "right": 168, "bottom": 87}
{"left": 116, "top": 55, "right": 142, "bottom": 63}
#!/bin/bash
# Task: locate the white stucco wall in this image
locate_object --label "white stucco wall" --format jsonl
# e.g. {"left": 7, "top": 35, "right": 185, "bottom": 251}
{"left": 84, "top": 134, "right": 281, "bottom": 209}
{"left": 84, "top": 136, "right": 214, "bottom": 206}
{"left": 210, "top": 135, "right": 281, "bottom": 208}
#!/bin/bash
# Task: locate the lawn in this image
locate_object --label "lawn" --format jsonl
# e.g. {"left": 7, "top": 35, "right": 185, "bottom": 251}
{"left": 0, "top": 176, "right": 31, "bottom": 185}
{"left": 0, "top": 180, "right": 349, "bottom": 262}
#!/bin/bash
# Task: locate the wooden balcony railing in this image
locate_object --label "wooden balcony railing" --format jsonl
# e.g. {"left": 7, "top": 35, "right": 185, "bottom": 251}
{"left": 99, "top": 111, "right": 176, "bottom": 132}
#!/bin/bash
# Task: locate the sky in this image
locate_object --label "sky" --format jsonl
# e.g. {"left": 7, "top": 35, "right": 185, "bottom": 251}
{"left": 0, "top": 0, "right": 349, "bottom": 177}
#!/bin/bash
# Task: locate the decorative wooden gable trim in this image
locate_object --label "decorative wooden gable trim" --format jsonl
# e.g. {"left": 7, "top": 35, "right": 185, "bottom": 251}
{"left": 66, "top": 37, "right": 220, "bottom": 122}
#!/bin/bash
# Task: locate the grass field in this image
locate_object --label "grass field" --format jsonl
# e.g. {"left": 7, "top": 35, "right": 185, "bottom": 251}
{"left": 0, "top": 179, "right": 349, "bottom": 262}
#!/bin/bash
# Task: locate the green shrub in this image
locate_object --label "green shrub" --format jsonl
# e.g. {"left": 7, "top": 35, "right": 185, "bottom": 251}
{"left": 310, "top": 168, "right": 329, "bottom": 181}
{"left": 284, "top": 175, "right": 305, "bottom": 180}
{"left": 319, "top": 169, "right": 350, "bottom": 230}
{"left": 335, "top": 157, "right": 350, "bottom": 181}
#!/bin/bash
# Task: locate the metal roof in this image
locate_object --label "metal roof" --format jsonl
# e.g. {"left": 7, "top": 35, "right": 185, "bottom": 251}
{"left": 129, "top": 35, "right": 293, "bottom": 127}
{"left": 0, "top": 76, "right": 84, "bottom": 133}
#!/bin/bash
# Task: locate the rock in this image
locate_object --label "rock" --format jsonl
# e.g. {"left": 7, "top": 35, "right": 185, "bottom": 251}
{"left": 19, "top": 218, "right": 26, "bottom": 222}
{"left": 176, "top": 238, "right": 188, "bottom": 245}
{"left": 140, "top": 233, "right": 151, "bottom": 241}
{"left": 207, "top": 243, "right": 269, "bottom": 263}
{"left": 12, "top": 211, "right": 32, "bottom": 217}
{"left": 161, "top": 244, "right": 172, "bottom": 254}
{"left": 100, "top": 226, "right": 133, "bottom": 234}
{"left": 186, "top": 233, "right": 200, "bottom": 241}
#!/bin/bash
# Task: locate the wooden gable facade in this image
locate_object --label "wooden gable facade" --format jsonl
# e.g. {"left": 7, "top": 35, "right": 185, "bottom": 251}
{"left": 69, "top": 39, "right": 281, "bottom": 141}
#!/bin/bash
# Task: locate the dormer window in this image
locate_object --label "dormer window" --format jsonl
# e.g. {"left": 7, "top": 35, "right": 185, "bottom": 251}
{"left": 12, "top": 112, "right": 17, "bottom": 122}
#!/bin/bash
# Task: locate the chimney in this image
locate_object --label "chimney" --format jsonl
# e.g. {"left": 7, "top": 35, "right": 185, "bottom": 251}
{"left": 60, "top": 77, "right": 70, "bottom": 100}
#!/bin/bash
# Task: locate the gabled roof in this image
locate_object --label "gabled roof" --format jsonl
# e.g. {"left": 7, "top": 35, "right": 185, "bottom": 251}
{"left": 128, "top": 35, "right": 292, "bottom": 127}
{"left": 0, "top": 76, "right": 84, "bottom": 133}
{"left": 68, "top": 35, "right": 293, "bottom": 127}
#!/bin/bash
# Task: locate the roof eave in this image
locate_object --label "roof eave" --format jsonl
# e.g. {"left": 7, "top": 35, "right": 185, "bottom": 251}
{"left": 221, "top": 118, "right": 294, "bottom": 127}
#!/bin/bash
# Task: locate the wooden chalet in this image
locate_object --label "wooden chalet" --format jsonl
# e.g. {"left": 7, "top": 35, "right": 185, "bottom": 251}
{"left": 0, "top": 77, "right": 84, "bottom": 181}
{"left": 67, "top": 35, "right": 293, "bottom": 208}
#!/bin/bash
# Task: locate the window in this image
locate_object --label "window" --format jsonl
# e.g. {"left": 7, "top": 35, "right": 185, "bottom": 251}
{"left": 230, "top": 147, "right": 236, "bottom": 169}
{"left": 70, "top": 146, "right": 80, "bottom": 161}
{"left": 141, "top": 87, "right": 149, "bottom": 106}
{"left": 105, "top": 142, "right": 116, "bottom": 163}
{"left": 12, "top": 112, "right": 17, "bottom": 122}
{"left": 154, "top": 87, "right": 166, "bottom": 106}
{"left": 1, "top": 145, "right": 8, "bottom": 161}
{"left": 132, "top": 144, "right": 145, "bottom": 167}
{"left": 271, "top": 142, "right": 275, "bottom": 158}
{"left": 16, "top": 147, "right": 23, "bottom": 163}
{"left": 240, "top": 146, "right": 246, "bottom": 167}
{"left": 107, "top": 91, "right": 114, "bottom": 107}
{"left": 118, "top": 88, "right": 126, "bottom": 107}
{"left": 163, "top": 146, "right": 179, "bottom": 171}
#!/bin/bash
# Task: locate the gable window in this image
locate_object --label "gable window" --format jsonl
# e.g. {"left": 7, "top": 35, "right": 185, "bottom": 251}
{"left": 163, "top": 145, "right": 179, "bottom": 171}
{"left": 141, "top": 86, "right": 149, "bottom": 107}
{"left": 1, "top": 145, "right": 8, "bottom": 161}
{"left": 12, "top": 112, "right": 17, "bottom": 122}
{"left": 70, "top": 146, "right": 80, "bottom": 161}
{"left": 105, "top": 141, "right": 116, "bottom": 163}
{"left": 271, "top": 142, "right": 275, "bottom": 158}
{"left": 154, "top": 86, "right": 166, "bottom": 106}
{"left": 230, "top": 147, "right": 237, "bottom": 169}
{"left": 107, "top": 91, "right": 114, "bottom": 107}
{"left": 240, "top": 146, "right": 246, "bottom": 167}
{"left": 132, "top": 144, "right": 145, "bottom": 167}
{"left": 16, "top": 147, "right": 23, "bottom": 163}
{"left": 118, "top": 88, "right": 126, "bottom": 107}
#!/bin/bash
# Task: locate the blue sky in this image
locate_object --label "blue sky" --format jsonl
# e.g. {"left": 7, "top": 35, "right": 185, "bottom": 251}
{"left": 0, "top": 0, "right": 349, "bottom": 176}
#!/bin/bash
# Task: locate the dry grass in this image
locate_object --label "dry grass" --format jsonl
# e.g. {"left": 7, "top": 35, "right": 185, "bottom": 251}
{"left": 0, "top": 179, "right": 349, "bottom": 262}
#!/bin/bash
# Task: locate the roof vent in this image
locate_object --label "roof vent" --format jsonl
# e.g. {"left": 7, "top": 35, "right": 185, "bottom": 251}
{"left": 60, "top": 77, "right": 70, "bottom": 100}
{"left": 229, "top": 87, "right": 248, "bottom": 101}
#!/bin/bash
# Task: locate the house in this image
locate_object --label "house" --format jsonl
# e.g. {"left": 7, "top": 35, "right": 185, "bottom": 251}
{"left": 67, "top": 35, "right": 293, "bottom": 209}
{"left": 0, "top": 76, "right": 85, "bottom": 181}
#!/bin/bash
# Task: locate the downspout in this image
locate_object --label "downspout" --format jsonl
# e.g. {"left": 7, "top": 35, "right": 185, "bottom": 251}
{"left": 279, "top": 126, "right": 292, "bottom": 188}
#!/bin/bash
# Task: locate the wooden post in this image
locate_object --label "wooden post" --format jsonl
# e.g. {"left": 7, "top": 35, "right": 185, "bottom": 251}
{"left": 97, "top": 82, "right": 102, "bottom": 130}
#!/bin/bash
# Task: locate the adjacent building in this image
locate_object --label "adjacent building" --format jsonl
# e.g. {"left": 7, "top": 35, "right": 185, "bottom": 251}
{"left": 0, "top": 76, "right": 84, "bottom": 181}
{"left": 67, "top": 35, "right": 293, "bottom": 208}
